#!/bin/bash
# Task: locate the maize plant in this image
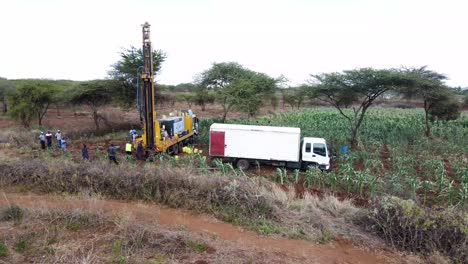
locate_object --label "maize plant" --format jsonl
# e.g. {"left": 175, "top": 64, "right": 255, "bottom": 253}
{"left": 276, "top": 168, "right": 289, "bottom": 185}
{"left": 421, "top": 180, "right": 434, "bottom": 205}
{"left": 386, "top": 173, "right": 403, "bottom": 196}
{"left": 439, "top": 180, "right": 458, "bottom": 205}
{"left": 459, "top": 183, "right": 468, "bottom": 205}
{"left": 304, "top": 168, "right": 323, "bottom": 188}
{"left": 326, "top": 171, "right": 338, "bottom": 191}
{"left": 293, "top": 169, "right": 300, "bottom": 184}
{"left": 406, "top": 176, "right": 421, "bottom": 199}
{"left": 213, "top": 159, "right": 230, "bottom": 176}
{"left": 366, "top": 175, "right": 380, "bottom": 197}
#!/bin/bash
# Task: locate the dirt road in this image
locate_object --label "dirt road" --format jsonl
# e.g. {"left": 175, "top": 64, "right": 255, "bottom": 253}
{"left": 0, "top": 191, "right": 410, "bottom": 264}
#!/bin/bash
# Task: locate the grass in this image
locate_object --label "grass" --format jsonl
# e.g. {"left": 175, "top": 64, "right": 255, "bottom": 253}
{"left": 0, "top": 243, "right": 8, "bottom": 257}
{"left": 185, "top": 240, "right": 208, "bottom": 253}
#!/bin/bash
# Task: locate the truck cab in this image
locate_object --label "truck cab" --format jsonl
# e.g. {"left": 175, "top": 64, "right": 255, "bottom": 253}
{"left": 301, "top": 137, "right": 330, "bottom": 170}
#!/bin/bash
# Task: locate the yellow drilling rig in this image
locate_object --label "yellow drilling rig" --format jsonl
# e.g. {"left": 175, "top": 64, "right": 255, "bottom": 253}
{"left": 136, "top": 22, "right": 199, "bottom": 155}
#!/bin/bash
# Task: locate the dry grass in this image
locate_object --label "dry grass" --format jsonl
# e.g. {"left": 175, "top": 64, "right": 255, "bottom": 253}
{"left": 0, "top": 204, "right": 306, "bottom": 264}
{"left": 0, "top": 158, "right": 276, "bottom": 228}
{"left": 260, "top": 184, "right": 377, "bottom": 245}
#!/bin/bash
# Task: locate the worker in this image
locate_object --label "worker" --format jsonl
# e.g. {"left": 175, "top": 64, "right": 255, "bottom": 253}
{"left": 193, "top": 115, "right": 199, "bottom": 135}
{"left": 108, "top": 143, "right": 119, "bottom": 165}
{"left": 125, "top": 141, "right": 132, "bottom": 156}
{"left": 45, "top": 131, "right": 53, "bottom": 149}
{"left": 188, "top": 109, "right": 193, "bottom": 116}
{"left": 61, "top": 137, "right": 67, "bottom": 152}
{"left": 136, "top": 141, "right": 144, "bottom": 160}
{"left": 39, "top": 132, "right": 46, "bottom": 150}
{"left": 81, "top": 144, "right": 89, "bottom": 160}
{"left": 55, "top": 130, "right": 62, "bottom": 148}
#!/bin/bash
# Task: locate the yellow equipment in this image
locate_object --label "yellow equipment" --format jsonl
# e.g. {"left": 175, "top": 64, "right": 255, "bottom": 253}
{"left": 137, "top": 22, "right": 199, "bottom": 155}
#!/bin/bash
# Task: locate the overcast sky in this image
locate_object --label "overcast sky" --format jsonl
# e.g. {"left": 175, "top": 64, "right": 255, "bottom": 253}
{"left": 1, "top": 0, "right": 467, "bottom": 87}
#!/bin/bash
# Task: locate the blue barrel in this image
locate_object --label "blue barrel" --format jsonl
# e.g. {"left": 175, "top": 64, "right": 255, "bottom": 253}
{"left": 340, "top": 145, "right": 349, "bottom": 154}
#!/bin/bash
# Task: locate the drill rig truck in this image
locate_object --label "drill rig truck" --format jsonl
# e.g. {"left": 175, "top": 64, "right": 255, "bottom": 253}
{"left": 136, "top": 22, "right": 199, "bottom": 155}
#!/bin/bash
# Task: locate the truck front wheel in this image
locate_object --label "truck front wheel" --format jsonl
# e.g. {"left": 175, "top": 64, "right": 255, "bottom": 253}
{"left": 236, "top": 159, "right": 250, "bottom": 170}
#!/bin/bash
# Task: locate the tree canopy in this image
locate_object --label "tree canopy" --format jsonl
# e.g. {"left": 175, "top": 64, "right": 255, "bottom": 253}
{"left": 398, "top": 66, "right": 459, "bottom": 136}
{"left": 0, "top": 77, "right": 15, "bottom": 113}
{"left": 109, "top": 46, "right": 166, "bottom": 107}
{"left": 6, "top": 80, "right": 60, "bottom": 127}
{"left": 308, "top": 68, "right": 413, "bottom": 148}
{"left": 198, "top": 62, "right": 278, "bottom": 121}
{"left": 70, "top": 79, "right": 118, "bottom": 131}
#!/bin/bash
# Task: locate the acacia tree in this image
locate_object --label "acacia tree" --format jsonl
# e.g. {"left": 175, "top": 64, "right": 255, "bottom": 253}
{"left": 193, "top": 86, "right": 215, "bottom": 111}
{"left": 70, "top": 80, "right": 116, "bottom": 131}
{"left": 399, "top": 66, "right": 458, "bottom": 137}
{"left": 282, "top": 86, "right": 307, "bottom": 110}
{"left": 309, "top": 68, "right": 411, "bottom": 148}
{"left": 7, "top": 80, "right": 58, "bottom": 127}
{"left": 0, "top": 78, "right": 15, "bottom": 113}
{"left": 109, "top": 46, "right": 166, "bottom": 107}
{"left": 198, "top": 62, "right": 277, "bottom": 121}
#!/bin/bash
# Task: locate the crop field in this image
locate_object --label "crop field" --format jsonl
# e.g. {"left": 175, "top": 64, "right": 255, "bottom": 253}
{"left": 1, "top": 106, "right": 467, "bottom": 263}
{"left": 200, "top": 107, "right": 468, "bottom": 207}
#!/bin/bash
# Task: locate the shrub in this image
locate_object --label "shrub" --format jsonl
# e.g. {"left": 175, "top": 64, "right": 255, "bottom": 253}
{"left": 1, "top": 205, "right": 24, "bottom": 224}
{"left": 365, "top": 196, "right": 468, "bottom": 263}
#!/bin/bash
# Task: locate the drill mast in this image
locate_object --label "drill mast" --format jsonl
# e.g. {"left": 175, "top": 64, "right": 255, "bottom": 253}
{"left": 141, "top": 22, "right": 156, "bottom": 149}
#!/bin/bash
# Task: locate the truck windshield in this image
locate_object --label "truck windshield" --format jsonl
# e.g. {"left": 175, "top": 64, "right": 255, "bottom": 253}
{"left": 313, "top": 143, "right": 327, "bottom": 157}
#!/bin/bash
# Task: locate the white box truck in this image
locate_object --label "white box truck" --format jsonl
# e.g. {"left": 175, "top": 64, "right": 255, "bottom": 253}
{"left": 209, "top": 123, "right": 330, "bottom": 170}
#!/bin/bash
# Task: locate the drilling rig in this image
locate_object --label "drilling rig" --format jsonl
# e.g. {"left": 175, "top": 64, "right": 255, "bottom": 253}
{"left": 136, "top": 22, "right": 198, "bottom": 155}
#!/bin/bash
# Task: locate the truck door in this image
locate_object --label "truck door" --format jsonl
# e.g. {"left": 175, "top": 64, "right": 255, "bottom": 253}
{"left": 210, "top": 131, "right": 225, "bottom": 156}
{"left": 311, "top": 142, "right": 329, "bottom": 167}
{"left": 302, "top": 140, "right": 329, "bottom": 168}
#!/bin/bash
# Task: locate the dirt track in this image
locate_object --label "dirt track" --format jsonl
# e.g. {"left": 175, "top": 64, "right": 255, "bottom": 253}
{"left": 0, "top": 191, "right": 409, "bottom": 264}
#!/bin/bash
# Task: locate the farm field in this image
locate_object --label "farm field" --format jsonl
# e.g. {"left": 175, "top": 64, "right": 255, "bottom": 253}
{"left": 199, "top": 108, "right": 468, "bottom": 207}
{"left": 0, "top": 105, "right": 467, "bottom": 263}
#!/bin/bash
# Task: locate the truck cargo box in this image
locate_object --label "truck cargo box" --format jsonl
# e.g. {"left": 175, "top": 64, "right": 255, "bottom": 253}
{"left": 209, "top": 123, "right": 301, "bottom": 162}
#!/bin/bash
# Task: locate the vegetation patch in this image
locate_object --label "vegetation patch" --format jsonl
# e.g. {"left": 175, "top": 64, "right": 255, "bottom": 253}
{"left": 0, "top": 242, "right": 8, "bottom": 257}
{"left": 185, "top": 240, "right": 208, "bottom": 253}
{"left": 1, "top": 204, "right": 24, "bottom": 224}
{"left": 365, "top": 196, "right": 468, "bottom": 263}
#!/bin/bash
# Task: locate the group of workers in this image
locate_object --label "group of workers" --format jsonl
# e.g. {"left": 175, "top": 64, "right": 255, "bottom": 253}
{"left": 38, "top": 130, "right": 66, "bottom": 151}
{"left": 38, "top": 128, "right": 145, "bottom": 165}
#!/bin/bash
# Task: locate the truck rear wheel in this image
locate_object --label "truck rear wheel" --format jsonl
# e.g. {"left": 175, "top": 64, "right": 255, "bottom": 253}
{"left": 178, "top": 142, "right": 183, "bottom": 153}
{"left": 173, "top": 143, "right": 179, "bottom": 155}
{"left": 236, "top": 159, "right": 250, "bottom": 170}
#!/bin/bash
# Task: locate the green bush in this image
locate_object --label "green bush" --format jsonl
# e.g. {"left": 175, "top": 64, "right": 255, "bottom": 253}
{"left": 366, "top": 197, "right": 467, "bottom": 263}
{"left": 0, "top": 242, "right": 8, "bottom": 257}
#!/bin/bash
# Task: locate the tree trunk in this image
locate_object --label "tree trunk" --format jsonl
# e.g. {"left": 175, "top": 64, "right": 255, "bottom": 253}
{"left": 38, "top": 112, "right": 42, "bottom": 126}
{"left": 349, "top": 107, "right": 369, "bottom": 150}
{"left": 350, "top": 127, "right": 359, "bottom": 149}
{"left": 222, "top": 110, "right": 228, "bottom": 123}
{"left": 56, "top": 104, "right": 61, "bottom": 116}
{"left": 93, "top": 111, "right": 100, "bottom": 131}
{"left": 201, "top": 103, "right": 206, "bottom": 111}
{"left": 38, "top": 103, "right": 50, "bottom": 126}
{"left": 2, "top": 101, "right": 7, "bottom": 113}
